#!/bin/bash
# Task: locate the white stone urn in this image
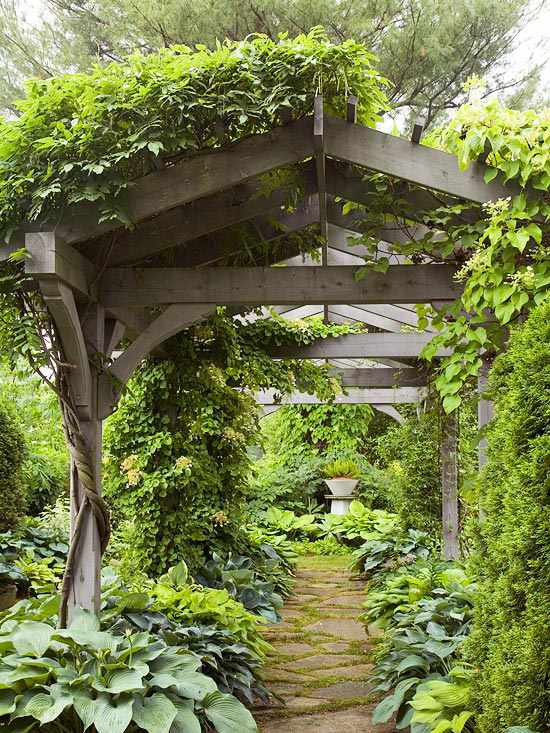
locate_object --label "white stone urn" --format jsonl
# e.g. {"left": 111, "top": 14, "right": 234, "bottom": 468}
{"left": 324, "top": 478, "right": 359, "bottom": 497}
{"left": 324, "top": 478, "right": 358, "bottom": 515}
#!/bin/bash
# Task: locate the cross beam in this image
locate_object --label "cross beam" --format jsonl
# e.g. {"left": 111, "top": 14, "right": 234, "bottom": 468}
{"left": 255, "top": 386, "right": 425, "bottom": 404}
{"left": 98, "top": 264, "right": 461, "bottom": 307}
{"left": 268, "top": 332, "right": 449, "bottom": 359}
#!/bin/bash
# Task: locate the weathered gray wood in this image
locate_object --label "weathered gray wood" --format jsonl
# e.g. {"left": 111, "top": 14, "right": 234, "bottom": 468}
{"left": 26, "top": 232, "right": 96, "bottom": 298}
{"left": 268, "top": 332, "right": 450, "bottom": 359}
{"left": 349, "top": 303, "right": 436, "bottom": 331}
{"left": 101, "top": 304, "right": 216, "bottom": 417}
{"left": 39, "top": 279, "right": 92, "bottom": 412}
{"left": 327, "top": 201, "right": 432, "bottom": 246}
{"left": 324, "top": 115, "right": 517, "bottom": 203}
{"left": 346, "top": 96, "right": 358, "bottom": 124}
{"left": 105, "top": 167, "right": 317, "bottom": 266}
{"left": 411, "top": 117, "right": 426, "bottom": 144}
{"left": 373, "top": 404, "right": 404, "bottom": 423}
{"left": 104, "top": 319, "right": 126, "bottom": 357}
{"left": 441, "top": 409, "right": 460, "bottom": 560}
{"left": 99, "top": 264, "right": 461, "bottom": 307}
{"left": 68, "top": 304, "right": 104, "bottom": 621}
{"left": 330, "top": 367, "right": 427, "bottom": 387}
{"left": 254, "top": 386, "right": 425, "bottom": 405}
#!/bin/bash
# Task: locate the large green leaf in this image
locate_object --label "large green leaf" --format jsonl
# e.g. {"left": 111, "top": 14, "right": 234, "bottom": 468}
{"left": 90, "top": 692, "right": 134, "bottom": 733}
{"left": 16, "top": 689, "right": 72, "bottom": 725}
{"left": 202, "top": 691, "right": 257, "bottom": 733}
{"left": 73, "top": 689, "right": 97, "bottom": 731}
{"left": 0, "top": 689, "right": 16, "bottom": 715}
{"left": 69, "top": 608, "right": 100, "bottom": 632}
{"left": 132, "top": 693, "right": 177, "bottom": 733}
{"left": 372, "top": 693, "right": 402, "bottom": 724}
{"left": 169, "top": 697, "right": 201, "bottom": 733}
{"left": 150, "top": 670, "right": 216, "bottom": 700}
{"left": 10, "top": 622, "right": 53, "bottom": 658}
{"left": 54, "top": 627, "right": 119, "bottom": 652}
{"left": 93, "top": 667, "right": 147, "bottom": 694}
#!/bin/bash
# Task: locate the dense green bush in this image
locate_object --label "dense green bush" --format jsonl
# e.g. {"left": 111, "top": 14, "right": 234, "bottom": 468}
{"left": 467, "top": 301, "right": 550, "bottom": 732}
{"left": 0, "top": 399, "right": 26, "bottom": 530}
{"left": 375, "top": 407, "right": 441, "bottom": 535}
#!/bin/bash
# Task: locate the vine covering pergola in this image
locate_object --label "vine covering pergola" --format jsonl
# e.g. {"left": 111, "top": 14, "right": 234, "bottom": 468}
{"left": 0, "top": 33, "right": 543, "bottom": 625}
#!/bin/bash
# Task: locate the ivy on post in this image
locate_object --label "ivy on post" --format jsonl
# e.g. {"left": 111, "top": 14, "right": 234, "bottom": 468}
{"left": 440, "top": 408, "right": 460, "bottom": 560}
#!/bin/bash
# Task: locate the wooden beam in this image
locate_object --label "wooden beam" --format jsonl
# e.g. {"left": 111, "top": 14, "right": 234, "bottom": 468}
{"left": 411, "top": 117, "right": 426, "bottom": 144}
{"left": 324, "top": 115, "right": 517, "bottom": 203}
{"left": 346, "top": 96, "right": 358, "bottom": 124}
{"left": 268, "top": 332, "right": 450, "bottom": 359}
{"left": 477, "top": 356, "right": 494, "bottom": 469}
{"left": 105, "top": 165, "right": 317, "bottom": 266}
{"left": 330, "top": 367, "right": 427, "bottom": 387}
{"left": 99, "top": 264, "right": 461, "bottom": 307}
{"left": 26, "top": 232, "right": 96, "bottom": 298}
{"left": 18, "top": 117, "right": 314, "bottom": 247}
{"left": 254, "top": 386, "right": 425, "bottom": 405}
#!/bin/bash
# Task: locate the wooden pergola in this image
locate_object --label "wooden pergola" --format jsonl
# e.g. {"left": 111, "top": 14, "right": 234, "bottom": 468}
{"left": 4, "top": 96, "right": 509, "bottom": 619}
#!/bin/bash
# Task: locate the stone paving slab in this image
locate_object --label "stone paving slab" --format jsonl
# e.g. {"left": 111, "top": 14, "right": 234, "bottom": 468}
{"left": 305, "top": 680, "right": 372, "bottom": 700}
{"left": 282, "top": 653, "right": 362, "bottom": 671}
{"left": 304, "top": 617, "right": 366, "bottom": 640}
{"left": 258, "top": 705, "right": 393, "bottom": 733}
{"left": 307, "top": 663, "right": 373, "bottom": 680}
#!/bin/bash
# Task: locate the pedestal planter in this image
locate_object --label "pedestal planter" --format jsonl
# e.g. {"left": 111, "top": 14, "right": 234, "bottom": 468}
{"left": 324, "top": 478, "right": 358, "bottom": 515}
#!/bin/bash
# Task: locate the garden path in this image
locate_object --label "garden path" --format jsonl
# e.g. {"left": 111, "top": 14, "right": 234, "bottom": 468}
{"left": 254, "top": 555, "right": 392, "bottom": 733}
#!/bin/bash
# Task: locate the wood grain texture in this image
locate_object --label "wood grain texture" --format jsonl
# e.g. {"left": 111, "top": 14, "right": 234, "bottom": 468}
{"left": 98, "top": 264, "right": 461, "bottom": 307}
{"left": 268, "top": 332, "right": 450, "bottom": 359}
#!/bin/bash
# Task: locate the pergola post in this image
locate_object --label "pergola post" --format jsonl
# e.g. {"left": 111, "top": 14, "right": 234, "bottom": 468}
{"left": 67, "top": 304, "right": 105, "bottom": 621}
{"left": 440, "top": 409, "right": 460, "bottom": 560}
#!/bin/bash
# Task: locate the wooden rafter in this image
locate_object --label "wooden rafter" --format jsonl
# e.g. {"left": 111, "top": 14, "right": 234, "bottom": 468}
{"left": 268, "top": 332, "right": 450, "bottom": 359}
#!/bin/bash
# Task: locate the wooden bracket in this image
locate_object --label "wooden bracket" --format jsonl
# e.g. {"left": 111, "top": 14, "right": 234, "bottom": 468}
{"left": 411, "top": 116, "right": 426, "bottom": 144}
{"left": 99, "top": 304, "right": 216, "bottom": 418}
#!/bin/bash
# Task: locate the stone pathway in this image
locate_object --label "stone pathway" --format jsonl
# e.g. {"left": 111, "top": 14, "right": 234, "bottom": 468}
{"left": 254, "top": 555, "right": 393, "bottom": 733}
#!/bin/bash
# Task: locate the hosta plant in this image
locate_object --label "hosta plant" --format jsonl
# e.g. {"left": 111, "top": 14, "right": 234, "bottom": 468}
{"left": 260, "top": 507, "right": 319, "bottom": 540}
{"left": 0, "top": 609, "right": 257, "bottom": 733}
{"left": 371, "top": 566, "right": 476, "bottom": 729}
{"left": 196, "top": 553, "right": 284, "bottom": 623}
{"left": 319, "top": 502, "right": 399, "bottom": 544}
{"left": 408, "top": 666, "right": 475, "bottom": 733}
{"left": 351, "top": 528, "right": 431, "bottom": 577}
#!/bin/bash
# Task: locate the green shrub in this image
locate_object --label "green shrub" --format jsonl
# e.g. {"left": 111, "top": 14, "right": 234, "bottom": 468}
{"left": 467, "top": 301, "right": 550, "bottom": 732}
{"left": 0, "top": 400, "right": 26, "bottom": 531}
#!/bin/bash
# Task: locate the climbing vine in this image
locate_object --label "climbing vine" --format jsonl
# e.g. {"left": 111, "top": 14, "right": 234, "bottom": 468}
{"left": 351, "top": 101, "right": 550, "bottom": 410}
{"left": 104, "top": 310, "right": 359, "bottom": 572}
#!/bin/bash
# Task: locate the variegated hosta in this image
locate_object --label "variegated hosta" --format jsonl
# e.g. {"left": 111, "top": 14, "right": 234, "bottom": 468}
{"left": 0, "top": 609, "right": 257, "bottom": 733}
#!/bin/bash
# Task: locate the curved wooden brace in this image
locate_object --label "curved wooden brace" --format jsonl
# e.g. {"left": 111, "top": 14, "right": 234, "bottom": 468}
{"left": 99, "top": 304, "right": 216, "bottom": 418}
{"left": 40, "top": 278, "right": 92, "bottom": 417}
{"left": 373, "top": 404, "right": 404, "bottom": 424}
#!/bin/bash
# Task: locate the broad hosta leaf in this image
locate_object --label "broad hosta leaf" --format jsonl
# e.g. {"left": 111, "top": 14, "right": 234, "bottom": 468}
{"left": 11, "top": 622, "right": 53, "bottom": 657}
{"left": 69, "top": 608, "right": 100, "bottom": 632}
{"left": 16, "top": 690, "right": 72, "bottom": 724}
{"left": 91, "top": 693, "right": 134, "bottom": 733}
{"left": 93, "top": 667, "right": 147, "bottom": 694}
{"left": 0, "top": 689, "right": 16, "bottom": 716}
{"left": 54, "top": 627, "right": 119, "bottom": 652}
{"left": 132, "top": 693, "right": 177, "bottom": 733}
{"left": 169, "top": 697, "right": 201, "bottom": 733}
{"left": 73, "top": 689, "right": 97, "bottom": 730}
{"left": 372, "top": 693, "right": 402, "bottom": 724}
{"left": 202, "top": 691, "right": 257, "bottom": 733}
{"left": 396, "top": 654, "right": 429, "bottom": 673}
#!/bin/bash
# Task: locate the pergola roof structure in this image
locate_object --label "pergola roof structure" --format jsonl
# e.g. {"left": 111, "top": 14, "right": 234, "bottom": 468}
{"left": 7, "top": 96, "right": 512, "bottom": 617}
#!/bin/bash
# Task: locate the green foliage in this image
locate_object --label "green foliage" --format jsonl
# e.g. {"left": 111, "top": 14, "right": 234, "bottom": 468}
{"left": 369, "top": 560, "right": 476, "bottom": 729}
{"left": 320, "top": 501, "right": 399, "bottom": 544}
{"left": 409, "top": 670, "right": 475, "bottom": 733}
{"left": 465, "top": 301, "right": 550, "bottom": 732}
{"left": 0, "top": 399, "right": 26, "bottom": 531}
{"left": 322, "top": 458, "right": 360, "bottom": 479}
{"left": 259, "top": 507, "right": 319, "bottom": 540}
{"left": 0, "top": 29, "right": 386, "bottom": 239}
{"left": 196, "top": 553, "right": 284, "bottom": 623}
{"left": 291, "top": 536, "right": 351, "bottom": 557}
{"left": 0, "top": 363, "right": 68, "bottom": 515}
{"left": 351, "top": 528, "right": 431, "bottom": 578}
{"left": 104, "top": 310, "right": 345, "bottom": 575}
{"left": 0, "top": 608, "right": 256, "bottom": 733}
{"left": 376, "top": 407, "right": 442, "bottom": 535}
{"left": 0, "top": 0, "right": 539, "bottom": 126}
